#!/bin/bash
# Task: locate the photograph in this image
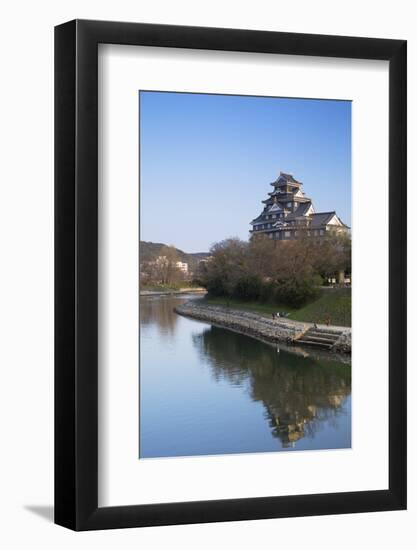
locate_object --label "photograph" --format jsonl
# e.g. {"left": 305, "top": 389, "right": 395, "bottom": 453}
{"left": 139, "top": 91, "right": 352, "bottom": 459}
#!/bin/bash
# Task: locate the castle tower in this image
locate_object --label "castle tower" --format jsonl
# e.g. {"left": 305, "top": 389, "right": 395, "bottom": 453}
{"left": 250, "top": 172, "right": 349, "bottom": 240}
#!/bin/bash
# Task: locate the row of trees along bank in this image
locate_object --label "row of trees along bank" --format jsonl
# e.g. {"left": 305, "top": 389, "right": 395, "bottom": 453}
{"left": 196, "top": 233, "right": 351, "bottom": 308}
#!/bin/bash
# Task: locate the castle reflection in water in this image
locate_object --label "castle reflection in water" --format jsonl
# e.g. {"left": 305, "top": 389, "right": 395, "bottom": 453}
{"left": 192, "top": 325, "right": 351, "bottom": 448}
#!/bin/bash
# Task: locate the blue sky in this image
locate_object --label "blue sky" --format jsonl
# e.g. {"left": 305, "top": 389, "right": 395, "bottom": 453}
{"left": 140, "top": 91, "right": 351, "bottom": 253}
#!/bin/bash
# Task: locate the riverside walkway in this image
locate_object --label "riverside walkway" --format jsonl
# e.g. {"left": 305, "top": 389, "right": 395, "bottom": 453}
{"left": 174, "top": 300, "right": 351, "bottom": 354}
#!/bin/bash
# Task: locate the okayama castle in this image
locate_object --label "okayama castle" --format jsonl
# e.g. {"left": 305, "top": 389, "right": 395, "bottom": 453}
{"left": 250, "top": 172, "right": 349, "bottom": 241}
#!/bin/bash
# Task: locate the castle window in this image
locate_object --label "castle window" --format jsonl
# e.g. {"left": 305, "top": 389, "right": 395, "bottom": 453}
{"left": 284, "top": 231, "right": 291, "bottom": 238}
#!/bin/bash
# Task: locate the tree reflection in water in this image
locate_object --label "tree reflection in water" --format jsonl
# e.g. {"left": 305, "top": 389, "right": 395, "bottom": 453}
{"left": 192, "top": 326, "right": 351, "bottom": 448}
{"left": 140, "top": 295, "right": 181, "bottom": 338}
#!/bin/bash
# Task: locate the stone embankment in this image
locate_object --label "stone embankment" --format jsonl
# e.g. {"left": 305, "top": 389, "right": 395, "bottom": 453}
{"left": 332, "top": 331, "right": 351, "bottom": 354}
{"left": 140, "top": 287, "right": 206, "bottom": 297}
{"left": 175, "top": 300, "right": 351, "bottom": 354}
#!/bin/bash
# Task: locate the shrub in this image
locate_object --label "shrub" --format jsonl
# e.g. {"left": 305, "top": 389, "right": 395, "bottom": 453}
{"left": 311, "top": 274, "right": 324, "bottom": 287}
{"left": 274, "top": 278, "right": 318, "bottom": 308}
{"left": 233, "top": 275, "right": 262, "bottom": 301}
{"left": 259, "top": 281, "right": 277, "bottom": 304}
{"left": 205, "top": 276, "right": 227, "bottom": 297}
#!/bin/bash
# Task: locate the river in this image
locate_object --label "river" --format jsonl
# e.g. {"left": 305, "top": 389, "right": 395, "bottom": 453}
{"left": 140, "top": 294, "right": 351, "bottom": 459}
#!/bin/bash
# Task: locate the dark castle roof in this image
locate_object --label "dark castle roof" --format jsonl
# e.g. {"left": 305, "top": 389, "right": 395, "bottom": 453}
{"left": 279, "top": 172, "right": 300, "bottom": 184}
{"left": 271, "top": 172, "right": 302, "bottom": 186}
{"left": 291, "top": 202, "right": 312, "bottom": 217}
{"left": 310, "top": 212, "right": 340, "bottom": 227}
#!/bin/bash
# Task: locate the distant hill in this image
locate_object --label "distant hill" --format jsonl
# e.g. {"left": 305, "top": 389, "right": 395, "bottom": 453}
{"left": 140, "top": 241, "right": 210, "bottom": 270}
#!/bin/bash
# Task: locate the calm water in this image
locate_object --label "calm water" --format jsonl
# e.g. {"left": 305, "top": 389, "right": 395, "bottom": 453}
{"left": 140, "top": 294, "right": 351, "bottom": 459}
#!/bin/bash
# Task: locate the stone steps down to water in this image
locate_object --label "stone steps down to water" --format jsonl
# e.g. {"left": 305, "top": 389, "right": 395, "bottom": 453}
{"left": 295, "top": 327, "right": 343, "bottom": 350}
{"left": 174, "top": 301, "right": 351, "bottom": 354}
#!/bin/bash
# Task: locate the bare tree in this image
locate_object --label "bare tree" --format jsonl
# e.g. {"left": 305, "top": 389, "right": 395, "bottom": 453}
{"left": 141, "top": 245, "right": 185, "bottom": 286}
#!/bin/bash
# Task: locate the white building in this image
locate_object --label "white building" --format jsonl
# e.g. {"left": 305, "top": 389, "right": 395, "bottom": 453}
{"left": 175, "top": 261, "right": 188, "bottom": 274}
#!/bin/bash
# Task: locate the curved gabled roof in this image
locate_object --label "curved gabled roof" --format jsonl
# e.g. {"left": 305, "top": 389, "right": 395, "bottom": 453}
{"left": 271, "top": 172, "right": 302, "bottom": 186}
{"left": 310, "top": 212, "right": 349, "bottom": 228}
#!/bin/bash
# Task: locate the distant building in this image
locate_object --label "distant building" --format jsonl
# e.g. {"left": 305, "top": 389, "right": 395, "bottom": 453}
{"left": 154, "top": 256, "right": 188, "bottom": 274}
{"left": 175, "top": 261, "right": 189, "bottom": 274}
{"left": 250, "top": 172, "right": 349, "bottom": 240}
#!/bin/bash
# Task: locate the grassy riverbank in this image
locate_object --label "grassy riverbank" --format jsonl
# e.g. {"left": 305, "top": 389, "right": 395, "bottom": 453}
{"left": 203, "top": 287, "right": 351, "bottom": 327}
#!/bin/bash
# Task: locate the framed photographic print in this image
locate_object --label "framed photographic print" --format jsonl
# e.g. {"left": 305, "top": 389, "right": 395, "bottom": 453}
{"left": 55, "top": 20, "right": 407, "bottom": 530}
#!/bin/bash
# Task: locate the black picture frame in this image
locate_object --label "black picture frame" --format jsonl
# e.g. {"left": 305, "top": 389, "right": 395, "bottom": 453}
{"left": 55, "top": 19, "right": 407, "bottom": 531}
